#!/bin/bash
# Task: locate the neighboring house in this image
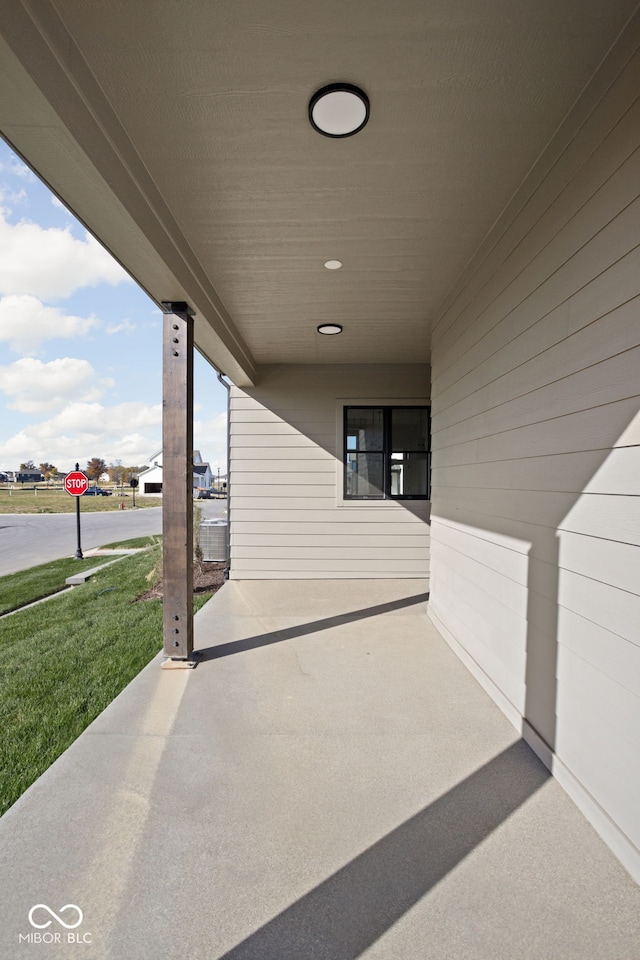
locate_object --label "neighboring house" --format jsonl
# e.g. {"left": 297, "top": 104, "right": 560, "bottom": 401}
{"left": 137, "top": 456, "right": 162, "bottom": 496}
{"left": 2, "top": 2, "right": 639, "bottom": 883}
{"left": 15, "top": 471, "right": 44, "bottom": 484}
{"left": 192, "top": 452, "right": 214, "bottom": 489}
{"left": 137, "top": 450, "right": 213, "bottom": 495}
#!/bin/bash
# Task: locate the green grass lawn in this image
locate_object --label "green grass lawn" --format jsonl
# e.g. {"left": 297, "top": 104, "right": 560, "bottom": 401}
{"left": 0, "top": 555, "right": 125, "bottom": 615}
{"left": 101, "top": 535, "right": 162, "bottom": 549}
{"left": 0, "top": 487, "right": 162, "bottom": 514}
{"left": 0, "top": 543, "right": 214, "bottom": 816}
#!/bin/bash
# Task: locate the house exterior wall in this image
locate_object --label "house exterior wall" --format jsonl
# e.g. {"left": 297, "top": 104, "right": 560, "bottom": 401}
{"left": 139, "top": 465, "right": 163, "bottom": 495}
{"left": 229, "top": 363, "right": 430, "bottom": 579}
{"left": 138, "top": 450, "right": 213, "bottom": 494}
{"left": 429, "top": 36, "right": 640, "bottom": 880}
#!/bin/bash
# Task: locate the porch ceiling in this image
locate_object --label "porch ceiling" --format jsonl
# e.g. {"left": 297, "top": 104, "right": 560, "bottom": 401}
{"left": 0, "top": 1, "right": 637, "bottom": 384}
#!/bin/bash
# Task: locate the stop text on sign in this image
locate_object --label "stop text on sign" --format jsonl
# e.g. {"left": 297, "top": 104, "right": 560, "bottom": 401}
{"left": 64, "top": 472, "right": 89, "bottom": 496}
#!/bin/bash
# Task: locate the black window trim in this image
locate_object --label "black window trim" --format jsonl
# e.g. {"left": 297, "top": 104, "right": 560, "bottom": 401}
{"left": 343, "top": 404, "right": 431, "bottom": 501}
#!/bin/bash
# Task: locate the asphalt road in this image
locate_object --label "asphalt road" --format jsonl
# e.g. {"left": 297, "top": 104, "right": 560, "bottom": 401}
{"left": 0, "top": 499, "right": 227, "bottom": 577}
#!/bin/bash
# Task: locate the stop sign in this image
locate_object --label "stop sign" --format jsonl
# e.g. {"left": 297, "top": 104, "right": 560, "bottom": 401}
{"left": 64, "top": 470, "right": 89, "bottom": 496}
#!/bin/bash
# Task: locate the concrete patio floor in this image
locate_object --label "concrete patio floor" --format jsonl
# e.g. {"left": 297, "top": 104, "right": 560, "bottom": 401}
{"left": 1, "top": 579, "right": 639, "bottom": 959}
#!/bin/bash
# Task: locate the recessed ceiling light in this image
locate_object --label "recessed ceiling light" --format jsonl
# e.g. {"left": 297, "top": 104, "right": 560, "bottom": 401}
{"left": 309, "top": 84, "right": 370, "bottom": 138}
{"left": 317, "top": 324, "right": 343, "bottom": 335}
{"left": 324, "top": 259, "right": 343, "bottom": 270}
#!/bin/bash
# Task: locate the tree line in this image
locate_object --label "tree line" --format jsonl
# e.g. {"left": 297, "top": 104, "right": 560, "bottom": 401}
{"left": 18, "top": 459, "right": 146, "bottom": 483}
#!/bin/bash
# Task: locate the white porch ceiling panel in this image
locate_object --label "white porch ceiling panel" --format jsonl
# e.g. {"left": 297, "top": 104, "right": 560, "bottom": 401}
{"left": 0, "top": 0, "right": 637, "bottom": 384}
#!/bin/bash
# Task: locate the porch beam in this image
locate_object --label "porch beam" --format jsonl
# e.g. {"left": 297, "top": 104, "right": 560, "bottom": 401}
{"left": 161, "top": 302, "right": 194, "bottom": 660}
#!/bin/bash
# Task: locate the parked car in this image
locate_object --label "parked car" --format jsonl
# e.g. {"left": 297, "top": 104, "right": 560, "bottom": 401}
{"left": 197, "top": 489, "right": 212, "bottom": 499}
{"left": 83, "top": 487, "right": 112, "bottom": 496}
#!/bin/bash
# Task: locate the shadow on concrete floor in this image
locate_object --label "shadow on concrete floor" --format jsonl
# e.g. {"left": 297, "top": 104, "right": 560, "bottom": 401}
{"left": 197, "top": 592, "right": 430, "bottom": 662}
{"left": 218, "top": 741, "right": 548, "bottom": 960}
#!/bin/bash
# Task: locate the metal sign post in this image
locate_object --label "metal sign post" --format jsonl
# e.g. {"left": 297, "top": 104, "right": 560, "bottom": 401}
{"left": 64, "top": 463, "right": 89, "bottom": 559}
{"left": 130, "top": 476, "right": 138, "bottom": 507}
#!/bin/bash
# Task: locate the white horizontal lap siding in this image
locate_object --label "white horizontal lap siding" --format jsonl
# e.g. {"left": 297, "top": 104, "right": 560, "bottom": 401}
{"left": 231, "top": 509, "right": 428, "bottom": 524}
{"left": 232, "top": 484, "right": 335, "bottom": 499}
{"left": 430, "top": 34, "right": 640, "bottom": 880}
{"left": 232, "top": 533, "right": 431, "bottom": 549}
{"left": 229, "top": 363, "right": 430, "bottom": 579}
{"left": 233, "top": 546, "right": 429, "bottom": 560}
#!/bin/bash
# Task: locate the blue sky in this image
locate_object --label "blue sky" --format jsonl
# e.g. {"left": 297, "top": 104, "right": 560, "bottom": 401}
{"left": 0, "top": 140, "right": 228, "bottom": 476}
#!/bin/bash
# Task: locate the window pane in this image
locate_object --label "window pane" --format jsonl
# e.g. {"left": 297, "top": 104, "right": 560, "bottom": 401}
{"left": 391, "top": 408, "right": 428, "bottom": 451}
{"left": 345, "top": 408, "right": 384, "bottom": 451}
{"left": 345, "top": 453, "right": 384, "bottom": 497}
{"left": 390, "top": 452, "right": 428, "bottom": 496}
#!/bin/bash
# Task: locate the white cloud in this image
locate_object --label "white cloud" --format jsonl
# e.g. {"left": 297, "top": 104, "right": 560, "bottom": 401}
{"left": 106, "top": 319, "right": 135, "bottom": 335}
{"left": 194, "top": 412, "right": 227, "bottom": 434}
{"left": 39, "top": 401, "right": 161, "bottom": 437}
{"left": 0, "top": 208, "right": 130, "bottom": 299}
{"left": 0, "top": 295, "right": 100, "bottom": 354}
{"left": 193, "top": 411, "right": 228, "bottom": 471}
{"left": 0, "top": 186, "right": 27, "bottom": 206}
{"left": 0, "top": 403, "right": 229, "bottom": 474}
{"left": 0, "top": 401, "right": 162, "bottom": 469}
{"left": 0, "top": 357, "right": 113, "bottom": 413}
{"left": 0, "top": 159, "right": 34, "bottom": 180}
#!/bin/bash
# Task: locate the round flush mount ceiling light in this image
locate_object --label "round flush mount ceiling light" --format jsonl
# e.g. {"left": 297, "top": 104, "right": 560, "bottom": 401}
{"left": 324, "top": 259, "right": 343, "bottom": 270}
{"left": 309, "top": 84, "right": 370, "bottom": 138}
{"left": 317, "top": 324, "right": 343, "bottom": 335}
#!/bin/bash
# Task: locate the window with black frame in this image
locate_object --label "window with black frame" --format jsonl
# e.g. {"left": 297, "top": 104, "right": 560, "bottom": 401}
{"left": 344, "top": 406, "right": 430, "bottom": 499}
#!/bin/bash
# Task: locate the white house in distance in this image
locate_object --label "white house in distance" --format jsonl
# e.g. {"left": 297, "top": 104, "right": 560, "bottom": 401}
{"left": 137, "top": 450, "right": 213, "bottom": 496}
{"left": 1, "top": 0, "right": 639, "bottom": 887}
